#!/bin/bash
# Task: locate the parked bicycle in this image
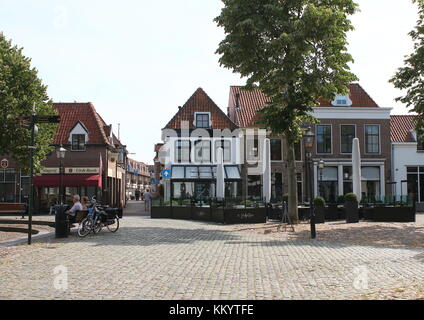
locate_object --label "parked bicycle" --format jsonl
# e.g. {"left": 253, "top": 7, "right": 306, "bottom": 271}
{"left": 77, "top": 197, "right": 120, "bottom": 237}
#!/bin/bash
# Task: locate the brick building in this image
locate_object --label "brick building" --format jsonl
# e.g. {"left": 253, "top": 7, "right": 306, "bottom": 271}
{"left": 227, "top": 83, "right": 392, "bottom": 203}
{"left": 126, "top": 158, "right": 152, "bottom": 199}
{"left": 0, "top": 102, "right": 128, "bottom": 211}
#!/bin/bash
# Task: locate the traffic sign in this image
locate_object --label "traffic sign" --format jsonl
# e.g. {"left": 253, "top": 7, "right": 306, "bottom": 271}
{"left": 161, "top": 169, "right": 171, "bottom": 179}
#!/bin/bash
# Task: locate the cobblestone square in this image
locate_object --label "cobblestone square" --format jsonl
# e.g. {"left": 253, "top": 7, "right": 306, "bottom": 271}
{"left": 0, "top": 202, "right": 423, "bottom": 300}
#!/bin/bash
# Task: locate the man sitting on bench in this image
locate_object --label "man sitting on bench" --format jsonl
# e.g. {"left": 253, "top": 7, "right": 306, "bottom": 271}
{"left": 66, "top": 195, "right": 83, "bottom": 222}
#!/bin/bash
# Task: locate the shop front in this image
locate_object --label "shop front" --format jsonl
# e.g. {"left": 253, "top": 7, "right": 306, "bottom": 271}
{"left": 315, "top": 162, "right": 385, "bottom": 203}
{"left": 33, "top": 168, "right": 102, "bottom": 212}
{"left": 170, "top": 165, "right": 242, "bottom": 203}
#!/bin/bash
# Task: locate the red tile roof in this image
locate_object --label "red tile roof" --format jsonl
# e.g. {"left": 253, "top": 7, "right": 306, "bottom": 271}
{"left": 52, "top": 103, "right": 111, "bottom": 145}
{"left": 228, "top": 83, "right": 380, "bottom": 128}
{"left": 390, "top": 115, "right": 418, "bottom": 142}
{"left": 165, "top": 88, "right": 238, "bottom": 130}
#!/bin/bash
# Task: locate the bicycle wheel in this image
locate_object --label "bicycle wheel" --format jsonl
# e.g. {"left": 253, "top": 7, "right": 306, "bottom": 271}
{"left": 106, "top": 216, "right": 119, "bottom": 233}
{"left": 93, "top": 215, "right": 103, "bottom": 234}
{"left": 77, "top": 218, "right": 92, "bottom": 237}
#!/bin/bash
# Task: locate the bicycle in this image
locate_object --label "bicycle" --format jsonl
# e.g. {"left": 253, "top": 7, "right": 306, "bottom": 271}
{"left": 77, "top": 198, "right": 120, "bottom": 237}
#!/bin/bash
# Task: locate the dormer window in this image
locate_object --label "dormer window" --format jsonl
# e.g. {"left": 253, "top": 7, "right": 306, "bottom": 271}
{"left": 194, "top": 112, "right": 211, "bottom": 128}
{"left": 331, "top": 94, "right": 352, "bottom": 107}
{"left": 72, "top": 134, "right": 86, "bottom": 151}
{"left": 68, "top": 121, "right": 88, "bottom": 151}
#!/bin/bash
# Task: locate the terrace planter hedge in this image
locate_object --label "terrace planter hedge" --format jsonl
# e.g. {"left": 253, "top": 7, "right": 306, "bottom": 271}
{"left": 211, "top": 207, "right": 225, "bottom": 223}
{"left": 171, "top": 206, "right": 192, "bottom": 220}
{"left": 224, "top": 207, "right": 266, "bottom": 224}
{"left": 344, "top": 193, "right": 359, "bottom": 223}
{"left": 151, "top": 206, "right": 172, "bottom": 219}
{"left": 313, "top": 197, "right": 325, "bottom": 224}
{"left": 325, "top": 204, "right": 339, "bottom": 221}
{"left": 192, "top": 206, "right": 211, "bottom": 221}
{"left": 372, "top": 206, "right": 415, "bottom": 222}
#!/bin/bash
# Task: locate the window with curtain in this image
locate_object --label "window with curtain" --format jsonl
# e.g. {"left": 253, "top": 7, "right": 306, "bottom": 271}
{"left": 365, "top": 125, "right": 380, "bottom": 154}
{"left": 340, "top": 125, "right": 356, "bottom": 153}
{"left": 194, "top": 140, "right": 211, "bottom": 163}
{"left": 175, "top": 140, "right": 190, "bottom": 163}
{"left": 316, "top": 125, "right": 332, "bottom": 154}
{"left": 214, "top": 140, "right": 231, "bottom": 162}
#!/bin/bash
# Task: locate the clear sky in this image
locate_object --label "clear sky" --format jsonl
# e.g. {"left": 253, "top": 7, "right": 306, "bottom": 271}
{"left": 0, "top": 0, "right": 419, "bottom": 164}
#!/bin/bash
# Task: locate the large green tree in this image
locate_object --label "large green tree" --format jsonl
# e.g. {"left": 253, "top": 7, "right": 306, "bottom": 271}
{"left": 215, "top": 0, "right": 358, "bottom": 220}
{"left": 390, "top": 0, "right": 424, "bottom": 137}
{"left": 0, "top": 33, "right": 57, "bottom": 172}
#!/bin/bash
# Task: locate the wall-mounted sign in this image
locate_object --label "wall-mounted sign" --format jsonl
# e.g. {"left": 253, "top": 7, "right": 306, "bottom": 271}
{"left": 65, "top": 167, "right": 100, "bottom": 174}
{"left": 41, "top": 167, "right": 60, "bottom": 174}
{"left": 1, "top": 159, "right": 9, "bottom": 168}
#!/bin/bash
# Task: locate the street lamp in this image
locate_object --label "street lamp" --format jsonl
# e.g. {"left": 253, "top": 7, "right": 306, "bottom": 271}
{"left": 302, "top": 127, "right": 316, "bottom": 239}
{"left": 56, "top": 145, "right": 67, "bottom": 204}
{"left": 319, "top": 159, "right": 325, "bottom": 198}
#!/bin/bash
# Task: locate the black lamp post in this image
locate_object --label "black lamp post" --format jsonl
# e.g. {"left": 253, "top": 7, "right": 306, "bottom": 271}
{"left": 56, "top": 145, "right": 67, "bottom": 204}
{"left": 303, "top": 128, "right": 316, "bottom": 239}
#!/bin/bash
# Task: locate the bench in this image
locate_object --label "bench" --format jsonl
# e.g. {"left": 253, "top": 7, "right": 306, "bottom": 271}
{"left": 0, "top": 203, "right": 28, "bottom": 217}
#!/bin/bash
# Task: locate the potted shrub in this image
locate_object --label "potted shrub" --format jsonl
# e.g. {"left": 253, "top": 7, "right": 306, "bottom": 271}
{"left": 344, "top": 193, "right": 359, "bottom": 223}
{"left": 313, "top": 197, "right": 325, "bottom": 224}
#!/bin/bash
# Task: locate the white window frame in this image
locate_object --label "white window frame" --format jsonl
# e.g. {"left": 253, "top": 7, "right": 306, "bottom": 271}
{"left": 316, "top": 124, "right": 333, "bottom": 155}
{"left": 364, "top": 124, "right": 381, "bottom": 155}
{"left": 193, "top": 112, "right": 212, "bottom": 128}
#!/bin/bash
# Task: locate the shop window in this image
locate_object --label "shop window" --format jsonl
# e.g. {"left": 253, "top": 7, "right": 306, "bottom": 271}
{"left": 297, "top": 173, "right": 303, "bottom": 203}
{"left": 248, "top": 175, "right": 262, "bottom": 200}
{"left": 72, "top": 134, "right": 86, "bottom": 151}
{"left": 318, "top": 167, "right": 338, "bottom": 203}
{"left": 271, "top": 172, "right": 283, "bottom": 201}
{"left": 361, "top": 166, "right": 381, "bottom": 201}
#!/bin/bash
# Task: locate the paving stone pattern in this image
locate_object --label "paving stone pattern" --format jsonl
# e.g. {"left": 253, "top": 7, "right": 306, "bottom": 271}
{"left": 0, "top": 202, "right": 423, "bottom": 300}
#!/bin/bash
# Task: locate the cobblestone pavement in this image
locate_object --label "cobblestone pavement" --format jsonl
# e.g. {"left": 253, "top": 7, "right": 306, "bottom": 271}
{"left": 0, "top": 202, "right": 423, "bottom": 300}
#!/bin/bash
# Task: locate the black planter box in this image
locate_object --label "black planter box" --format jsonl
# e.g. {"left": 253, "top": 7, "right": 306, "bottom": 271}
{"left": 324, "top": 204, "right": 339, "bottom": 221}
{"left": 171, "top": 206, "right": 192, "bottom": 220}
{"left": 314, "top": 206, "right": 325, "bottom": 224}
{"left": 372, "top": 206, "right": 415, "bottom": 222}
{"left": 151, "top": 206, "right": 172, "bottom": 219}
{"left": 345, "top": 201, "right": 359, "bottom": 223}
{"left": 298, "top": 207, "right": 310, "bottom": 221}
{"left": 224, "top": 208, "right": 267, "bottom": 224}
{"left": 192, "top": 206, "right": 212, "bottom": 221}
{"left": 267, "top": 206, "right": 283, "bottom": 221}
{"left": 211, "top": 207, "right": 225, "bottom": 223}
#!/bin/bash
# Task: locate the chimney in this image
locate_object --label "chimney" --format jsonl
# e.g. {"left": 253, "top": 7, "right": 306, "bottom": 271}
{"left": 235, "top": 93, "right": 240, "bottom": 109}
{"left": 178, "top": 106, "right": 182, "bottom": 110}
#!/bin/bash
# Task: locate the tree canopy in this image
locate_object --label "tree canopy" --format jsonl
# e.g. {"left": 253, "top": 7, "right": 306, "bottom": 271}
{"left": 390, "top": 0, "right": 424, "bottom": 136}
{"left": 0, "top": 32, "right": 57, "bottom": 172}
{"left": 215, "top": 0, "right": 358, "bottom": 141}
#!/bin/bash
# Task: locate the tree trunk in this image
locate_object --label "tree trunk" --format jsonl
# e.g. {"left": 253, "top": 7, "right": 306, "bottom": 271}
{"left": 285, "top": 138, "right": 299, "bottom": 222}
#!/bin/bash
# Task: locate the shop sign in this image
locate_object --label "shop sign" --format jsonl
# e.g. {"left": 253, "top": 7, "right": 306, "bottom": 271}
{"left": 65, "top": 167, "right": 100, "bottom": 174}
{"left": 41, "top": 167, "right": 60, "bottom": 174}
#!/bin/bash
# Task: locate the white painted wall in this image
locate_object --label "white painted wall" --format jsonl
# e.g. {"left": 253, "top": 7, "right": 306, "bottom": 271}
{"left": 392, "top": 142, "right": 424, "bottom": 198}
